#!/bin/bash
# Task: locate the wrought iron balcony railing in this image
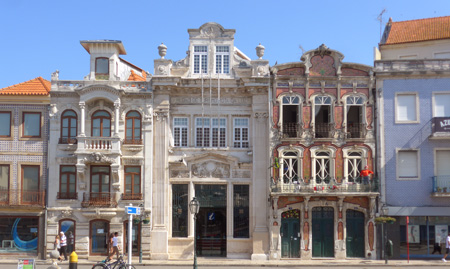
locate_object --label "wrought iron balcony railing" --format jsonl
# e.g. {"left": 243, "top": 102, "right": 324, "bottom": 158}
{"left": 81, "top": 192, "right": 117, "bottom": 208}
{"left": 123, "top": 139, "right": 143, "bottom": 145}
{"left": 57, "top": 192, "right": 78, "bottom": 200}
{"left": 271, "top": 177, "right": 379, "bottom": 194}
{"left": 432, "top": 176, "right": 450, "bottom": 194}
{"left": 282, "top": 123, "right": 302, "bottom": 138}
{"left": 0, "top": 189, "right": 45, "bottom": 207}
{"left": 121, "top": 193, "right": 143, "bottom": 200}
{"left": 314, "top": 123, "right": 334, "bottom": 138}
{"left": 58, "top": 137, "right": 78, "bottom": 144}
{"left": 346, "top": 123, "right": 367, "bottom": 139}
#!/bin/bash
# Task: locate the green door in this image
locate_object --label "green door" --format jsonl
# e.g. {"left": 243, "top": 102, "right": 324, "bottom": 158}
{"left": 346, "top": 209, "right": 365, "bottom": 258}
{"left": 312, "top": 207, "right": 334, "bottom": 257}
{"left": 281, "top": 210, "right": 300, "bottom": 258}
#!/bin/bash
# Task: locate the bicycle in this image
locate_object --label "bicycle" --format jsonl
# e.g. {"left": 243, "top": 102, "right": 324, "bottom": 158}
{"left": 92, "top": 254, "right": 136, "bottom": 269}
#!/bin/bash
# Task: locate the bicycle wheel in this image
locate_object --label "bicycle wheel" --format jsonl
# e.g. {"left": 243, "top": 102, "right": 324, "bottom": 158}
{"left": 118, "top": 264, "right": 136, "bottom": 269}
{"left": 92, "top": 264, "right": 107, "bottom": 269}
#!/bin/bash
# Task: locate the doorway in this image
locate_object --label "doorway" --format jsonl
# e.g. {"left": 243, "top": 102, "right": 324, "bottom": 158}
{"left": 346, "top": 209, "right": 365, "bottom": 257}
{"left": 281, "top": 209, "right": 301, "bottom": 258}
{"left": 312, "top": 207, "right": 334, "bottom": 257}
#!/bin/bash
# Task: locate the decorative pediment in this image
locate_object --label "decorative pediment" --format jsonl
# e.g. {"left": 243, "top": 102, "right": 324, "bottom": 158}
{"left": 80, "top": 152, "right": 117, "bottom": 164}
{"left": 188, "top": 22, "right": 235, "bottom": 39}
{"left": 184, "top": 153, "right": 238, "bottom": 179}
{"left": 77, "top": 85, "right": 121, "bottom": 104}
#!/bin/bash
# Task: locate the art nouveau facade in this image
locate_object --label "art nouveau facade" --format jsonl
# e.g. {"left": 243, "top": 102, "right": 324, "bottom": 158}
{"left": 151, "top": 23, "right": 270, "bottom": 260}
{"left": 46, "top": 40, "right": 153, "bottom": 259}
{"left": 269, "top": 45, "right": 379, "bottom": 260}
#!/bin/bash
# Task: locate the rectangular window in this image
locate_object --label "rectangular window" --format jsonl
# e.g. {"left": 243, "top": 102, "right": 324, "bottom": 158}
{"left": 124, "top": 166, "right": 141, "bottom": 200}
{"left": 434, "top": 52, "right": 450, "bottom": 59}
{"left": 22, "top": 112, "right": 41, "bottom": 138}
{"left": 194, "top": 46, "right": 208, "bottom": 74}
{"left": 434, "top": 93, "right": 450, "bottom": 117}
{"left": 0, "top": 165, "right": 9, "bottom": 204}
{"left": 233, "top": 118, "right": 249, "bottom": 148}
{"left": 172, "top": 184, "right": 188, "bottom": 237}
{"left": 196, "top": 117, "right": 226, "bottom": 147}
{"left": 173, "top": 118, "right": 188, "bottom": 147}
{"left": 215, "top": 46, "right": 230, "bottom": 74}
{"left": 233, "top": 185, "right": 249, "bottom": 238}
{"left": 0, "top": 112, "right": 11, "bottom": 137}
{"left": 21, "top": 165, "right": 40, "bottom": 204}
{"left": 59, "top": 165, "right": 76, "bottom": 199}
{"left": 397, "top": 150, "right": 419, "bottom": 179}
{"left": 95, "top": 58, "right": 109, "bottom": 74}
{"left": 396, "top": 94, "right": 418, "bottom": 123}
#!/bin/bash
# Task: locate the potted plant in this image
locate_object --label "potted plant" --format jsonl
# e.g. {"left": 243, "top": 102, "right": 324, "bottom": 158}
{"left": 133, "top": 218, "right": 140, "bottom": 224}
{"left": 143, "top": 218, "right": 150, "bottom": 224}
{"left": 375, "top": 216, "right": 396, "bottom": 224}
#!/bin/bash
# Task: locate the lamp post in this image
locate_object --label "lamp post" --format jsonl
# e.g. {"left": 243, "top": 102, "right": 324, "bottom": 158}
{"left": 138, "top": 204, "right": 143, "bottom": 264}
{"left": 382, "top": 206, "right": 389, "bottom": 264}
{"left": 189, "top": 197, "right": 200, "bottom": 269}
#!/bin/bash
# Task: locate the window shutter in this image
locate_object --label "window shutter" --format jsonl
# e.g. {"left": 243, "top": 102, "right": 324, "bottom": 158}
{"left": 398, "top": 151, "right": 418, "bottom": 177}
{"left": 435, "top": 94, "right": 450, "bottom": 117}
{"left": 397, "top": 95, "right": 417, "bottom": 121}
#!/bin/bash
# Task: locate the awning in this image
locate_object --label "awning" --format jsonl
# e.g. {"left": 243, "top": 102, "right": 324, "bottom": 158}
{"left": 387, "top": 206, "right": 450, "bottom": 216}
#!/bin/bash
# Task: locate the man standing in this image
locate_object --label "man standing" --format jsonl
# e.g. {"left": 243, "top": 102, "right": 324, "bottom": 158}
{"left": 109, "top": 232, "right": 120, "bottom": 260}
{"left": 442, "top": 232, "right": 450, "bottom": 262}
{"left": 59, "top": 231, "right": 67, "bottom": 261}
{"left": 360, "top": 165, "right": 374, "bottom": 185}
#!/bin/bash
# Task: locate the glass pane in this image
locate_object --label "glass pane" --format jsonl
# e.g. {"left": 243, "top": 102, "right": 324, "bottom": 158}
{"left": 62, "top": 118, "right": 69, "bottom": 128}
{"left": 397, "top": 95, "right": 416, "bottom": 121}
{"left": 127, "top": 111, "right": 140, "bottom": 118}
{"left": 126, "top": 167, "right": 140, "bottom": 173}
{"left": 96, "top": 58, "right": 108, "bottom": 74}
{"left": 69, "top": 174, "right": 76, "bottom": 184}
{"left": 61, "top": 166, "right": 75, "bottom": 173}
{"left": 0, "top": 217, "right": 39, "bottom": 254}
{"left": 91, "top": 221, "right": 108, "bottom": 254}
{"left": 172, "top": 184, "right": 188, "bottom": 237}
{"left": 0, "top": 165, "right": 9, "bottom": 190}
{"left": 126, "top": 175, "right": 131, "bottom": 185}
{"left": 234, "top": 185, "right": 249, "bottom": 238}
{"left": 92, "top": 175, "right": 99, "bottom": 185}
{"left": 70, "top": 127, "right": 77, "bottom": 137}
{"left": 0, "top": 113, "right": 10, "bottom": 136}
{"left": 23, "top": 166, "right": 39, "bottom": 191}
{"left": 93, "top": 111, "right": 110, "bottom": 118}
{"left": 24, "top": 113, "right": 40, "bottom": 136}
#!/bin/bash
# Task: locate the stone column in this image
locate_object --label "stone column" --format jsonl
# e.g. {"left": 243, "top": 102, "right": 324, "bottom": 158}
{"left": 79, "top": 102, "right": 86, "bottom": 136}
{"left": 114, "top": 101, "right": 120, "bottom": 137}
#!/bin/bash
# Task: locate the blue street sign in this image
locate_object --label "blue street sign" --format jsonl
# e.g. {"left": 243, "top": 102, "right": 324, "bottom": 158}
{"left": 208, "top": 212, "right": 215, "bottom": 221}
{"left": 126, "top": 206, "right": 141, "bottom": 215}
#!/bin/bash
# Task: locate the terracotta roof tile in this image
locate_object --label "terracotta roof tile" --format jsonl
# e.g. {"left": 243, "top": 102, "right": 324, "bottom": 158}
{"left": 384, "top": 16, "right": 450, "bottom": 45}
{"left": 127, "top": 70, "right": 146, "bottom": 81}
{"left": 0, "top": 77, "right": 50, "bottom": 95}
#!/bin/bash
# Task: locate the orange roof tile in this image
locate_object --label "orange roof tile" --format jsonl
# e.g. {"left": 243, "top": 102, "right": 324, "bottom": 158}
{"left": 127, "top": 70, "right": 146, "bottom": 81}
{"left": 0, "top": 77, "right": 50, "bottom": 95}
{"left": 383, "top": 16, "right": 450, "bottom": 45}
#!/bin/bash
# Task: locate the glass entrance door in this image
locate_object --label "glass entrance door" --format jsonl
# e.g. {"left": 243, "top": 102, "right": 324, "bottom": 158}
{"left": 195, "top": 184, "right": 227, "bottom": 257}
{"left": 312, "top": 207, "right": 334, "bottom": 257}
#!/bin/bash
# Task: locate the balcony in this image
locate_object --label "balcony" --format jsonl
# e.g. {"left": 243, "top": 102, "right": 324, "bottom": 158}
{"left": 57, "top": 192, "right": 78, "bottom": 200}
{"left": 430, "top": 117, "right": 450, "bottom": 139}
{"left": 282, "top": 123, "right": 302, "bottom": 138}
{"left": 432, "top": 176, "right": 450, "bottom": 196}
{"left": 121, "top": 193, "right": 143, "bottom": 200}
{"left": 314, "top": 123, "right": 334, "bottom": 138}
{"left": 346, "top": 123, "right": 367, "bottom": 139}
{"left": 123, "top": 139, "right": 143, "bottom": 145}
{"left": 0, "top": 189, "right": 45, "bottom": 207}
{"left": 81, "top": 192, "right": 117, "bottom": 208}
{"left": 271, "top": 177, "right": 379, "bottom": 195}
{"left": 77, "top": 137, "right": 121, "bottom": 153}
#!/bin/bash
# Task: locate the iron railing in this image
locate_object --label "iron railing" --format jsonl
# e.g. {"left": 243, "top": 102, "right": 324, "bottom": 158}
{"left": 346, "top": 123, "right": 367, "bottom": 139}
{"left": 282, "top": 123, "right": 301, "bottom": 138}
{"left": 271, "top": 177, "right": 379, "bottom": 194}
{"left": 0, "top": 189, "right": 45, "bottom": 207}
{"left": 121, "top": 193, "right": 143, "bottom": 200}
{"left": 58, "top": 137, "right": 78, "bottom": 144}
{"left": 432, "top": 176, "right": 450, "bottom": 193}
{"left": 314, "top": 123, "right": 334, "bottom": 138}
{"left": 57, "top": 192, "right": 78, "bottom": 200}
{"left": 123, "top": 139, "right": 143, "bottom": 145}
{"left": 81, "top": 192, "right": 117, "bottom": 208}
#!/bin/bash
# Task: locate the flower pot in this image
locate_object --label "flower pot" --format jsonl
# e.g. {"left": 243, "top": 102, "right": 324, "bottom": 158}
{"left": 143, "top": 219, "right": 150, "bottom": 224}
{"left": 133, "top": 219, "right": 140, "bottom": 224}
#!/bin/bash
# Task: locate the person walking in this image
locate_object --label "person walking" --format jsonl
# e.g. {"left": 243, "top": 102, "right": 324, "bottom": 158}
{"left": 109, "top": 232, "right": 120, "bottom": 260}
{"left": 67, "top": 231, "right": 74, "bottom": 255}
{"left": 442, "top": 232, "right": 450, "bottom": 262}
{"left": 59, "top": 231, "right": 67, "bottom": 261}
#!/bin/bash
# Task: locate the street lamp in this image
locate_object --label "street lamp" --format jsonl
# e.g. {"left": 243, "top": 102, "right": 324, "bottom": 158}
{"left": 382, "top": 206, "right": 389, "bottom": 264}
{"left": 189, "top": 197, "right": 200, "bottom": 269}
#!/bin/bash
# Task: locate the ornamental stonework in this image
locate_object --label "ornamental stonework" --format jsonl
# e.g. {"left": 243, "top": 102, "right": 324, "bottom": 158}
{"left": 192, "top": 161, "right": 230, "bottom": 178}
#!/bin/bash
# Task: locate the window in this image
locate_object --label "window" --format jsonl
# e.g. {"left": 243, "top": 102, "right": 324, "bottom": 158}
{"left": 91, "top": 166, "right": 110, "bottom": 194}
{"left": 22, "top": 112, "right": 41, "bottom": 138}
{"left": 215, "top": 46, "right": 230, "bottom": 74}
{"left": 233, "top": 185, "right": 249, "bottom": 238}
{"left": 0, "top": 217, "right": 38, "bottom": 254}
{"left": 123, "top": 166, "right": 141, "bottom": 200}
{"left": 90, "top": 220, "right": 109, "bottom": 256}
{"left": 172, "top": 184, "right": 188, "bottom": 237}
{"left": 434, "top": 52, "right": 450, "bottom": 59}
{"left": 61, "top": 110, "right": 77, "bottom": 144}
{"left": 314, "top": 96, "right": 332, "bottom": 138}
{"left": 193, "top": 46, "right": 208, "bottom": 74}
{"left": 345, "top": 151, "right": 363, "bottom": 183}
{"left": 0, "top": 165, "right": 9, "bottom": 204}
{"left": 433, "top": 93, "right": 450, "bottom": 117}
{"left": 396, "top": 93, "right": 419, "bottom": 123}
{"left": 59, "top": 166, "right": 76, "bottom": 199}
{"left": 59, "top": 219, "right": 76, "bottom": 254}
{"left": 233, "top": 118, "right": 249, "bottom": 148}
{"left": 397, "top": 150, "right": 419, "bottom": 179}
{"left": 95, "top": 57, "right": 109, "bottom": 74}
{"left": 346, "top": 96, "right": 365, "bottom": 138}
{"left": 0, "top": 112, "right": 11, "bottom": 137}
{"left": 21, "top": 165, "right": 40, "bottom": 204}
{"left": 195, "top": 117, "right": 226, "bottom": 147}
{"left": 92, "top": 110, "right": 111, "bottom": 137}
{"left": 124, "top": 221, "right": 140, "bottom": 256}
{"left": 281, "top": 96, "right": 301, "bottom": 138}
{"left": 173, "top": 118, "right": 188, "bottom": 147}
{"left": 281, "top": 151, "right": 300, "bottom": 184}
{"left": 125, "top": 111, "right": 142, "bottom": 144}
{"left": 314, "top": 151, "right": 331, "bottom": 184}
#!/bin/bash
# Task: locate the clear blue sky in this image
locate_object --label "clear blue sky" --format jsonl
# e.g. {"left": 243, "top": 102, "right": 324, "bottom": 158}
{"left": 0, "top": 0, "right": 448, "bottom": 88}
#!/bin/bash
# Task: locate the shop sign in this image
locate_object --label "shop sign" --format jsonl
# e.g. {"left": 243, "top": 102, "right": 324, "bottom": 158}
{"left": 433, "top": 117, "right": 450, "bottom": 132}
{"left": 18, "top": 259, "right": 35, "bottom": 269}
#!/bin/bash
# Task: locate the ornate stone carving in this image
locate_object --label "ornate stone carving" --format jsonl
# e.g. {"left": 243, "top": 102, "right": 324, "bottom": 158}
{"left": 158, "top": 43, "right": 167, "bottom": 59}
{"left": 122, "top": 158, "right": 144, "bottom": 165}
{"left": 61, "top": 210, "right": 73, "bottom": 218}
{"left": 76, "top": 164, "right": 85, "bottom": 182}
{"left": 82, "top": 152, "right": 116, "bottom": 164}
{"left": 154, "top": 111, "right": 168, "bottom": 121}
{"left": 192, "top": 161, "right": 230, "bottom": 178}
{"left": 256, "top": 43, "right": 265, "bottom": 59}
{"left": 49, "top": 104, "right": 58, "bottom": 119}
{"left": 170, "top": 170, "right": 190, "bottom": 178}
{"left": 51, "top": 70, "right": 59, "bottom": 81}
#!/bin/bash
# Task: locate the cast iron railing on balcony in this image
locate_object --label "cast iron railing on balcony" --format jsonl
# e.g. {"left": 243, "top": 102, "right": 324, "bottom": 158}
{"left": 57, "top": 192, "right": 78, "bottom": 200}
{"left": 58, "top": 138, "right": 78, "bottom": 144}
{"left": 271, "top": 177, "right": 379, "bottom": 194}
{"left": 314, "top": 123, "right": 334, "bottom": 138}
{"left": 121, "top": 193, "right": 143, "bottom": 200}
{"left": 432, "top": 176, "right": 450, "bottom": 194}
{"left": 0, "top": 189, "right": 45, "bottom": 207}
{"left": 282, "top": 123, "right": 301, "bottom": 138}
{"left": 346, "top": 123, "right": 367, "bottom": 139}
{"left": 123, "top": 139, "right": 143, "bottom": 145}
{"left": 81, "top": 192, "right": 117, "bottom": 208}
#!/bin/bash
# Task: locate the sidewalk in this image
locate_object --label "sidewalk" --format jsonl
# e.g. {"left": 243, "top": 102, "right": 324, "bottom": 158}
{"left": 1, "top": 258, "right": 448, "bottom": 267}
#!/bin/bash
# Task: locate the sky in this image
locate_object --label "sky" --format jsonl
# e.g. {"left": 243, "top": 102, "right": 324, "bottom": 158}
{"left": 0, "top": 0, "right": 448, "bottom": 89}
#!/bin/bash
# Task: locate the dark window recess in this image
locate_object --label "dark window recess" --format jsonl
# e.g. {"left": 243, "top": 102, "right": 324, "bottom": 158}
{"left": 172, "top": 184, "right": 188, "bottom": 237}
{"left": 233, "top": 185, "right": 249, "bottom": 238}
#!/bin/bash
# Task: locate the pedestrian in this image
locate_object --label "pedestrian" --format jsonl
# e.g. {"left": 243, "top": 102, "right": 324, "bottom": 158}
{"left": 360, "top": 165, "right": 374, "bottom": 185}
{"left": 59, "top": 231, "right": 67, "bottom": 261}
{"left": 442, "top": 232, "right": 450, "bottom": 262}
{"left": 67, "top": 231, "right": 74, "bottom": 255}
{"left": 109, "top": 232, "right": 120, "bottom": 260}
{"left": 54, "top": 234, "right": 60, "bottom": 254}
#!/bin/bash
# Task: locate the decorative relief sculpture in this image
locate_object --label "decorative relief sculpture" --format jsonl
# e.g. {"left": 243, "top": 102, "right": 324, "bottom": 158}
{"left": 192, "top": 161, "right": 230, "bottom": 178}
{"left": 81, "top": 152, "right": 116, "bottom": 164}
{"left": 61, "top": 210, "right": 73, "bottom": 218}
{"left": 170, "top": 170, "right": 190, "bottom": 178}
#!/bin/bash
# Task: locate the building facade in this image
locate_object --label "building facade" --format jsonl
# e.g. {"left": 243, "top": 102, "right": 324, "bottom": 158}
{"left": 269, "top": 45, "right": 379, "bottom": 260}
{"left": 0, "top": 77, "right": 50, "bottom": 258}
{"left": 375, "top": 16, "right": 450, "bottom": 259}
{"left": 46, "top": 40, "right": 153, "bottom": 259}
{"left": 151, "top": 22, "right": 270, "bottom": 260}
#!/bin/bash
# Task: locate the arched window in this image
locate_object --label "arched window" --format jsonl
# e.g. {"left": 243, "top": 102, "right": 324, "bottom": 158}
{"left": 281, "top": 151, "right": 300, "bottom": 184}
{"left": 345, "top": 96, "right": 365, "bottom": 138}
{"left": 346, "top": 151, "right": 363, "bottom": 183}
{"left": 125, "top": 111, "right": 142, "bottom": 144}
{"left": 314, "top": 151, "right": 331, "bottom": 184}
{"left": 314, "top": 96, "right": 333, "bottom": 138}
{"left": 60, "top": 110, "right": 77, "bottom": 144}
{"left": 92, "top": 110, "right": 111, "bottom": 137}
{"left": 89, "top": 219, "right": 109, "bottom": 256}
{"left": 59, "top": 219, "right": 76, "bottom": 255}
{"left": 281, "top": 95, "right": 301, "bottom": 138}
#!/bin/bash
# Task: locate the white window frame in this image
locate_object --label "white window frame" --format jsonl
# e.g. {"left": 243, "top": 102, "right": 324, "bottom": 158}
{"left": 193, "top": 45, "right": 208, "bottom": 74}
{"left": 433, "top": 51, "right": 450, "bottom": 59}
{"left": 396, "top": 149, "right": 420, "bottom": 180}
{"left": 278, "top": 94, "right": 302, "bottom": 132}
{"left": 343, "top": 94, "right": 366, "bottom": 135}
{"left": 432, "top": 91, "right": 450, "bottom": 117}
{"left": 215, "top": 46, "right": 230, "bottom": 74}
{"left": 195, "top": 117, "right": 226, "bottom": 148}
{"left": 311, "top": 94, "right": 334, "bottom": 126}
{"left": 343, "top": 147, "right": 369, "bottom": 183}
{"left": 395, "top": 92, "right": 420, "bottom": 124}
{"left": 310, "top": 146, "right": 336, "bottom": 185}
{"left": 173, "top": 117, "right": 188, "bottom": 147}
{"left": 434, "top": 148, "right": 450, "bottom": 176}
{"left": 233, "top": 118, "right": 249, "bottom": 148}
